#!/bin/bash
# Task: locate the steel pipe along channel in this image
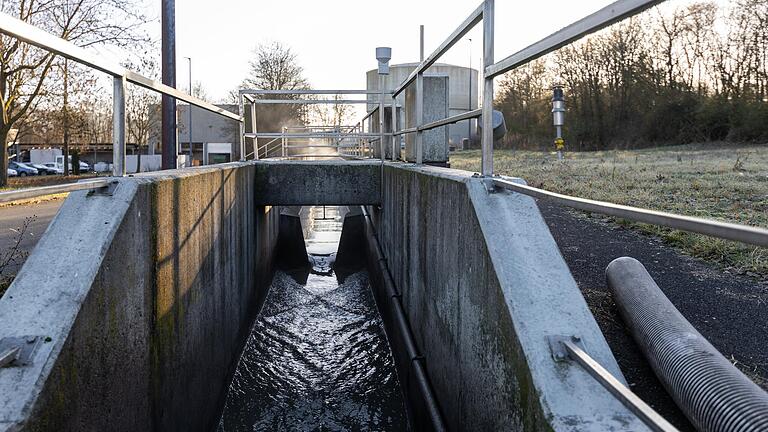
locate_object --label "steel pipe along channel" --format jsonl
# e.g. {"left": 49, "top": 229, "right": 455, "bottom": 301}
{"left": 606, "top": 257, "right": 768, "bottom": 432}
{"left": 360, "top": 206, "right": 446, "bottom": 432}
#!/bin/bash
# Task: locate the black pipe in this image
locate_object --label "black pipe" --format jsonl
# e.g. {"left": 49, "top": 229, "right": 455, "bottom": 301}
{"left": 361, "top": 206, "right": 447, "bottom": 432}
{"left": 607, "top": 257, "right": 768, "bottom": 432}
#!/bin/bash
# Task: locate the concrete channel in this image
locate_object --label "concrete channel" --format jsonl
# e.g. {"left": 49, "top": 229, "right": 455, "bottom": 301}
{"left": 0, "top": 160, "right": 652, "bottom": 431}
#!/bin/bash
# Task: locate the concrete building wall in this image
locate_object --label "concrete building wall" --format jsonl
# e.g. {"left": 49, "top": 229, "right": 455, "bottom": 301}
{"left": 149, "top": 104, "right": 241, "bottom": 162}
{"left": 0, "top": 162, "right": 279, "bottom": 432}
{"left": 404, "top": 75, "right": 449, "bottom": 163}
{"left": 367, "top": 64, "right": 479, "bottom": 149}
{"left": 368, "top": 163, "right": 651, "bottom": 431}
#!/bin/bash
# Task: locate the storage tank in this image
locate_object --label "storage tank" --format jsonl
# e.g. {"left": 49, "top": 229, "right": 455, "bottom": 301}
{"left": 366, "top": 63, "right": 479, "bottom": 150}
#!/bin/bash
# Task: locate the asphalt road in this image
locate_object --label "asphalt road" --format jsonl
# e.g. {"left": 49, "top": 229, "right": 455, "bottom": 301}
{"left": 0, "top": 199, "right": 64, "bottom": 275}
{"left": 537, "top": 200, "right": 768, "bottom": 431}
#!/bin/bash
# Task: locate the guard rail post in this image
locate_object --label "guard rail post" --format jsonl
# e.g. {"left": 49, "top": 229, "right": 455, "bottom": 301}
{"left": 112, "top": 75, "right": 126, "bottom": 176}
{"left": 481, "top": 0, "right": 494, "bottom": 177}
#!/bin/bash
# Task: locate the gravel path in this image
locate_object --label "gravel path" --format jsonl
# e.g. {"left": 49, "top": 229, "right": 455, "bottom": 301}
{"left": 537, "top": 200, "right": 768, "bottom": 431}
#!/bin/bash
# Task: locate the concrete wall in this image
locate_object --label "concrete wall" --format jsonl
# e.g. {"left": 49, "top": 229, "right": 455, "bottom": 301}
{"left": 149, "top": 104, "right": 240, "bottom": 160}
{"left": 253, "top": 160, "right": 381, "bottom": 206}
{"left": 405, "top": 75, "right": 450, "bottom": 163}
{"left": 367, "top": 63, "right": 479, "bottom": 148}
{"left": 0, "top": 162, "right": 279, "bottom": 432}
{"left": 369, "top": 163, "right": 651, "bottom": 431}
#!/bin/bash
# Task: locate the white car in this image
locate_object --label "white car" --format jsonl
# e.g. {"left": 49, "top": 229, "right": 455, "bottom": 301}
{"left": 43, "top": 163, "right": 65, "bottom": 175}
{"left": 7, "top": 168, "right": 17, "bottom": 177}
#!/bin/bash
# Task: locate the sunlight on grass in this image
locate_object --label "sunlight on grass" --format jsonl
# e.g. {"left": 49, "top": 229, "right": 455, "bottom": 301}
{"left": 451, "top": 143, "right": 768, "bottom": 275}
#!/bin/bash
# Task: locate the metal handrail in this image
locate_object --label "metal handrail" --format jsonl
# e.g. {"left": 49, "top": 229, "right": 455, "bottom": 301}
{"left": 283, "top": 145, "right": 361, "bottom": 149}
{"left": 561, "top": 340, "right": 679, "bottom": 432}
{"left": 0, "top": 179, "right": 113, "bottom": 204}
{"left": 485, "top": 0, "right": 662, "bottom": 79}
{"left": 257, "top": 137, "right": 281, "bottom": 152}
{"left": 0, "top": 13, "right": 240, "bottom": 122}
{"left": 392, "top": 3, "right": 484, "bottom": 97}
{"left": 251, "top": 99, "right": 371, "bottom": 105}
{"left": 0, "top": 347, "right": 20, "bottom": 368}
{"left": 0, "top": 10, "right": 242, "bottom": 182}
{"left": 245, "top": 132, "right": 388, "bottom": 139}
{"left": 282, "top": 153, "right": 345, "bottom": 158}
{"left": 493, "top": 178, "right": 768, "bottom": 248}
{"left": 418, "top": 109, "right": 482, "bottom": 132}
{"left": 240, "top": 89, "right": 391, "bottom": 95}
{"left": 393, "top": 127, "right": 418, "bottom": 137}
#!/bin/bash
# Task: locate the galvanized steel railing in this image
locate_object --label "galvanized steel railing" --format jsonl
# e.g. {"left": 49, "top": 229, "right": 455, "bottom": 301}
{"left": 392, "top": 0, "right": 764, "bottom": 429}
{"left": 0, "top": 1, "right": 765, "bottom": 249}
{"left": 391, "top": 0, "right": 768, "bottom": 248}
{"left": 0, "top": 11, "right": 242, "bottom": 201}
{"left": 239, "top": 89, "right": 393, "bottom": 160}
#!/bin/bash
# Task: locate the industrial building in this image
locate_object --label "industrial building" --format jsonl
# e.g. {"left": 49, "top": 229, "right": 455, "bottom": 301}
{"left": 148, "top": 103, "right": 241, "bottom": 164}
{"left": 366, "top": 63, "right": 478, "bottom": 150}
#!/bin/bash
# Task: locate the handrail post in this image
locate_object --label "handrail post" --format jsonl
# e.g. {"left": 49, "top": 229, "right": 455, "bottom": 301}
{"left": 238, "top": 93, "right": 245, "bottom": 160}
{"left": 391, "top": 98, "right": 397, "bottom": 161}
{"left": 379, "top": 82, "right": 385, "bottom": 162}
{"left": 250, "top": 101, "right": 259, "bottom": 160}
{"left": 112, "top": 75, "right": 126, "bottom": 176}
{"left": 415, "top": 74, "right": 423, "bottom": 164}
{"left": 415, "top": 26, "right": 425, "bottom": 164}
{"left": 282, "top": 126, "right": 287, "bottom": 157}
{"left": 481, "top": 0, "right": 494, "bottom": 176}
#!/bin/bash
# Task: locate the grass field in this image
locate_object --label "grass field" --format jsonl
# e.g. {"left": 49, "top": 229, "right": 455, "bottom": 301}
{"left": 451, "top": 143, "right": 768, "bottom": 276}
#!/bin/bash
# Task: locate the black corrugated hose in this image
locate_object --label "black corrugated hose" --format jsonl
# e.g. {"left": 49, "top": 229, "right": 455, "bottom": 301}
{"left": 607, "top": 257, "right": 768, "bottom": 432}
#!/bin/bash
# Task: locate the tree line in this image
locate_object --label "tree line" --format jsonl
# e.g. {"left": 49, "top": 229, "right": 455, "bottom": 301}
{"left": 495, "top": 0, "right": 768, "bottom": 151}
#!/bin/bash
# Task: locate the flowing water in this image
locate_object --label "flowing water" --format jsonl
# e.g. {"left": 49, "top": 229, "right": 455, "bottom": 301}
{"left": 216, "top": 206, "right": 408, "bottom": 431}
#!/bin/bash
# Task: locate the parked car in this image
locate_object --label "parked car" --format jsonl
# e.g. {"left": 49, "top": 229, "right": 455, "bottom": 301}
{"left": 9, "top": 161, "right": 38, "bottom": 176}
{"left": 43, "top": 163, "right": 65, "bottom": 175}
{"left": 30, "top": 163, "right": 58, "bottom": 175}
{"left": 78, "top": 161, "right": 91, "bottom": 172}
{"left": 7, "top": 168, "right": 17, "bottom": 177}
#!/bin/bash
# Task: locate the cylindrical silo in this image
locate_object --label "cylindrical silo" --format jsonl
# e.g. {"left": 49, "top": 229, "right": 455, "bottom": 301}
{"left": 366, "top": 63, "right": 479, "bottom": 150}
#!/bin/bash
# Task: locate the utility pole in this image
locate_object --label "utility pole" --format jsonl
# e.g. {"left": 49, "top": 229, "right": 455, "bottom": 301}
{"left": 63, "top": 59, "right": 69, "bottom": 176}
{"left": 161, "top": 0, "right": 177, "bottom": 170}
{"left": 185, "top": 56, "right": 193, "bottom": 166}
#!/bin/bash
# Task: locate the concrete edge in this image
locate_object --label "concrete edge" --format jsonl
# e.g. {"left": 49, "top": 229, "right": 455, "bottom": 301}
{"left": 465, "top": 176, "right": 650, "bottom": 430}
{"left": 0, "top": 178, "right": 141, "bottom": 426}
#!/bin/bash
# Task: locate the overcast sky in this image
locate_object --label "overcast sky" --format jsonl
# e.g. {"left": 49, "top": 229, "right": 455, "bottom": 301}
{"left": 158, "top": 1, "right": 630, "bottom": 101}
{"left": 93, "top": 0, "right": 712, "bottom": 102}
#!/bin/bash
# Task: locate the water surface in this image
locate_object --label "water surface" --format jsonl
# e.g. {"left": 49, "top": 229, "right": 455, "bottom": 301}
{"left": 216, "top": 206, "right": 408, "bottom": 431}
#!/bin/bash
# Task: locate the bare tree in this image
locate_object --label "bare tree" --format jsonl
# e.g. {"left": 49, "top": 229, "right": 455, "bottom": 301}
{"left": 240, "top": 41, "right": 311, "bottom": 156}
{"left": 311, "top": 95, "right": 354, "bottom": 128}
{"left": 242, "top": 41, "right": 310, "bottom": 123}
{"left": 0, "top": 0, "right": 149, "bottom": 186}
{"left": 243, "top": 41, "right": 309, "bottom": 92}
{"left": 125, "top": 55, "right": 160, "bottom": 173}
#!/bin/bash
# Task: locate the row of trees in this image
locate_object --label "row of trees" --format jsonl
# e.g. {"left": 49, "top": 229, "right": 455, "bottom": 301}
{"left": 0, "top": 0, "right": 151, "bottom": 184}
{"left": 238, "top": 41, "right": 354, "bottom": 130}
{"left": 495, "top": 0, "right": 768, "bottom": 151}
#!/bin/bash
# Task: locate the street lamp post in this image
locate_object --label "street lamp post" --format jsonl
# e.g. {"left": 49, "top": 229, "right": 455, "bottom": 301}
{"left": 184, "top": 57, "right": 193, "bottom": 166}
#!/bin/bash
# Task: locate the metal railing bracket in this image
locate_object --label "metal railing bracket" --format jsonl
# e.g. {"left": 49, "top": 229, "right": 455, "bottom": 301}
{"left": 87, "top": 180, "right": 119, "bottom": 197}
{"left": 0, "top": 336, "right": 44, "bottom": 368}
{"left": 547, "top": 335, "right": 585, "bottom": 363}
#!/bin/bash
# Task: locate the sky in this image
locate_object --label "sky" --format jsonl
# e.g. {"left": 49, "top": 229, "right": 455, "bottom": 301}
{"left": 88, "top": 0, "right": 720, "bottom": 103}
{"left": 146, "top": 0, "right": 628, "bottom": 101}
